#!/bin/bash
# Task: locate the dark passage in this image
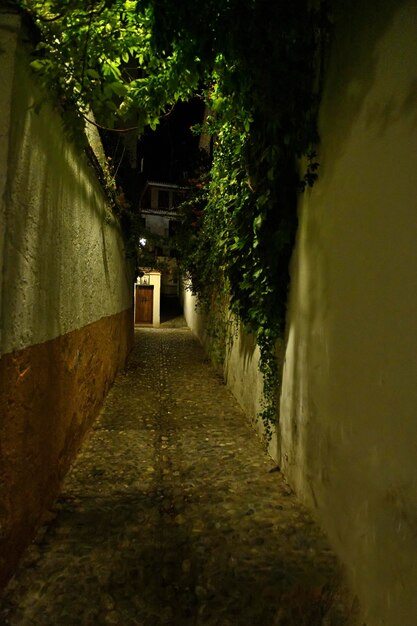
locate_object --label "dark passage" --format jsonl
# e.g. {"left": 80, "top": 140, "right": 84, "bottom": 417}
{"left": 160, "top": 296, "right": 185, "bottom": 326}
{"left": 0, "top": 327, "right": 357, "bottom": 625}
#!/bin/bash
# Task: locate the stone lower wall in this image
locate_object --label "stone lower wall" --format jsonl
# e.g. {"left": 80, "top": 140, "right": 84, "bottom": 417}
{"left": 0, "top": 309, "right": 132, "bottom": 588}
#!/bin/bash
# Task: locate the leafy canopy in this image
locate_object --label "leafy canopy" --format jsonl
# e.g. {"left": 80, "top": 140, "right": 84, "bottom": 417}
{"left": 20, "top": 0, "right": 328, "bottom": 434}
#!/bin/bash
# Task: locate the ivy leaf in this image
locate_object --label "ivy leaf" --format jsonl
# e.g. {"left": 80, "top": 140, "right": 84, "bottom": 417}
{"left": 253, "top": 215, "right": 263, "bottom": 232}
{"left": 109, "top": 82, "right": 128, "bottom": 96}
{"left": 30, "top": 59, "right": 45, "bottom": 71}
{"left": 86, "top": 69, "right": 100, "bottom": 79}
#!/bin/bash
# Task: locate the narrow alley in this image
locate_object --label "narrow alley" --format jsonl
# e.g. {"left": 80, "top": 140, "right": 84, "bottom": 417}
{"left": 0, "top": 325, "right": 356, "bottom": 626}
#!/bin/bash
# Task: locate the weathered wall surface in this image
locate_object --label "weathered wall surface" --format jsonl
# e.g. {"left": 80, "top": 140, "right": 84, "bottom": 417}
{"left": 181, "top": 285, "right": 208, "bottom": 345}
{"left": 0, "top": 15, "right": 133, "bottom": 587}
{"left": 280, "top": 1, "right": 417, "bottom": 624}
{"left": 182, "top": 286, "right": 278, "bottom": 457}
{"left": 184, "top": 1, "right": 417, "bottom": 623}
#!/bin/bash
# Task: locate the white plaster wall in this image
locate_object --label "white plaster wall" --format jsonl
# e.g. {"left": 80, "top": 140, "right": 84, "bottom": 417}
{"left": 0, "top": 19, "right": 132, "bottom": 356}
{"left": 182, "top": 284, "right": 208, "bottom": 344}
{"left": 0, "top": 13, "right": 20, "bottom": 352}
{"left": 182, "top": 284, "right": 278, "bottom": 457}
{"left": 224, "top": 326, "right": 280, "bottom": 459}
{"left": 148, "top": 271, "right": 161, "bottom": 327}
{"left": 280, "top": 1, "right": 417, "bottom": 624}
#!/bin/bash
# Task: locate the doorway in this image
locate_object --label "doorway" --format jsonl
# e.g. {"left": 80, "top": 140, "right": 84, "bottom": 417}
{"left": 135, "top": 285, "right": 154, "bottom": 324}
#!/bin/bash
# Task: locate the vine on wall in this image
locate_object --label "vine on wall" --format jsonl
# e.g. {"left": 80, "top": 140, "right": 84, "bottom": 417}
{"left": 19, "top": 0, "right": 329, "bottom": 436}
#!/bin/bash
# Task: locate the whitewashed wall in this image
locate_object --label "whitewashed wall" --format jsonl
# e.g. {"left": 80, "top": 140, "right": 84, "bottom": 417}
{"left": 0, "top": 15, "right": 132, "bottom": 357}
{"left": 0, "top": 14, "right": 133, "bottom": 589}
{"left": 182, "top": 286, "right": 277, "bottom": 457}
{"left": 184, "top": 2, "right": 417, "bottom": 623}
{"left": 280, "top": 2, "right": 417, "bottom": 624}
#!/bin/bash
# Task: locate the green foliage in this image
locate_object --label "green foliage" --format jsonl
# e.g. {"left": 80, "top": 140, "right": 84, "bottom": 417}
{"left": 19, "top": 0, "right": 329, "bottom": 438}
{"left": 20, "top": 0, "right": 204, "bottom": 137}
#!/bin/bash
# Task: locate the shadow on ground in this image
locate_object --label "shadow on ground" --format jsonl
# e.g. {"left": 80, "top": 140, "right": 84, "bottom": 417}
{"left": 0, "top": 328, "right": 360, "bottom": 625}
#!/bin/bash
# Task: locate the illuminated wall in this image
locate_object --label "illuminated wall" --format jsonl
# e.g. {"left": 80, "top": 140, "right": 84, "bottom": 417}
{"left": 0, "top": 15, "right": 133, "bottom": 588}
{"left": 185, "top": 1, "right": 417, "bottom": 623}
{"left": 182, "top": 288, "right": 274, "bottom": 453}
{"left": 280, "top": 1, "right": 417, "bottom": 624}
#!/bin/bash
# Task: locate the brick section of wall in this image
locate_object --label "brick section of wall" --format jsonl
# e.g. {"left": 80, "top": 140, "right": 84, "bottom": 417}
{"left": 0, "top": 308, "right": 133, "bottom": 589}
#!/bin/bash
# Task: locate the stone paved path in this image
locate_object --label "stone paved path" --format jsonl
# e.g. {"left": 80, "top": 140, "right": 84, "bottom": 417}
{"left": 0, "top": 325, "right": 359, "bottom": 626}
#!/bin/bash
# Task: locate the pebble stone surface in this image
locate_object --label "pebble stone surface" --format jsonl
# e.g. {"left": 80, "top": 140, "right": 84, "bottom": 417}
{"left": 0, "top": 321, "right": 359, "bottom": 625}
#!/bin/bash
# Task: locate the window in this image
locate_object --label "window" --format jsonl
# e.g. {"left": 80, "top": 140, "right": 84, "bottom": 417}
{"left": 141, "top": 189, "right": 151, "bottom": 209}
{"left": 158, "top": 190, "right": 169, "bottom": 209}
{"left": 168, "top": 219, "right": 178, "bottom": 238}
{"left": 173, "top": 191, "right": 185, "bottom": 208}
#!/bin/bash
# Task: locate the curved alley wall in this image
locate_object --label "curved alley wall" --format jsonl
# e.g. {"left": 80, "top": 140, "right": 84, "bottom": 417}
{"left": 0, "top": 14, "right": 133, "bottom": 588}
{"left": 280, "top": 1, "right": 417, "bottom": 624}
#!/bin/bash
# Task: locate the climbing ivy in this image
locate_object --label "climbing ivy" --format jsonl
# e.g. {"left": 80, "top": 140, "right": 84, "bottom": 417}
{"left": 19, "top": 0, "right": 329, "bottom": 437}
{"left": 174, "top": 6, "right": 327, "bottom": 436}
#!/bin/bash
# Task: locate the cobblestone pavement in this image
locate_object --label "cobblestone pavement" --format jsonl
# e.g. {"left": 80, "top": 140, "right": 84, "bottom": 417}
{"left": 0, "top": 325, "right": 359, "bottom": 626}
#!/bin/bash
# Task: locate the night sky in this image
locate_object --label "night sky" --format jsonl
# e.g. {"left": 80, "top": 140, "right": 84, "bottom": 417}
{"left": 137, "top": 98, "right": 206, "bottom": 184}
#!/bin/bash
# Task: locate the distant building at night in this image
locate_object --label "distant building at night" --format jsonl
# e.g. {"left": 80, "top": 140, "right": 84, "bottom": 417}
{"left": 138, "top": 181, "right": 189, "bottom": 296}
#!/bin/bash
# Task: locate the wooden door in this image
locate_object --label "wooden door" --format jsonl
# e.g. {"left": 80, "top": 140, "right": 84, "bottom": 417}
{"left": 135, "top": 285, "right": 154, "bottom": 324}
